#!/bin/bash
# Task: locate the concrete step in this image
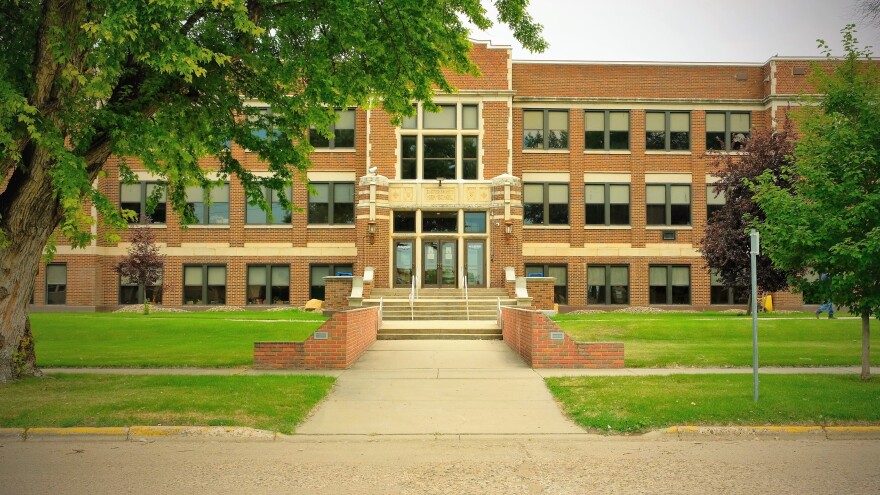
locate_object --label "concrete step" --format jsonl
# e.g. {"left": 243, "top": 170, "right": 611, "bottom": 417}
{"left": 377, "top": 320, "right": 502, "bottom": 340}
{"left": 378, "top": 333, "right": 502, "bottom": 340}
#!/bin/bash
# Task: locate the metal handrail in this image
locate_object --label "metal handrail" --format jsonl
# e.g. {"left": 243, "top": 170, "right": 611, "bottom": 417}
{"left": 497, "top": 296, "right": 501, "bottom": 321}
{"left": 409, "top": 276, "right": 415, "bottom": 321}
{"left": 379, "top": 297, "right": 384, "bottom": 321}
{"left": 462, "top": 273, "right": 470, "bottom": 321}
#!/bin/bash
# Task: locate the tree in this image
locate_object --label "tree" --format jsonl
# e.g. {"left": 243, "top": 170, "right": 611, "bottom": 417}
{"left": 0, "top": 1, "right": 547, "bottom": 382}
{"left": 700, "top": 122, "right": 795, "bottom": 307}
{"left": 753, "top": 25, "right": 880, "bottom": 380}
{"left": 116, "top": 220, "right": 165, "bottom": 315}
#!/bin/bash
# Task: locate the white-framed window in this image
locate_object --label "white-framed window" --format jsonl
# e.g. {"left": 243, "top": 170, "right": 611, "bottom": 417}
{"left": 309, "top": 108, "right": 355, "bottom": 149}
{"left": 120, "top": 182, "right": 166, "bottom": 224}
{"left": 523, "top": 183, "right": 569, "bottom": 226}
{"left": 399, "top": 103, "right": 479, "bottom": 180}
{"left": 585, "top": 111, "right": 629, "bottom": 150}
{"left": 523, "top": 109, "right": 569, "bottom": 150}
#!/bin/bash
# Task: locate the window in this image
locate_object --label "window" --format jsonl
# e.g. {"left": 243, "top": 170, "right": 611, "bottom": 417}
{"left": 706, "top": 112, "right": 750, "bottom": 151}
{"left": 585, "top": 184, "right": 630, "bottom": 225}
{"left": 184, "top": 184, "right": 229, "bottom": 225}
{"left": 249, "top": 106, "right": 278, "bottom": 141}
{"left": 645, "top": 111, "right": 690, "bottom": 151}
{"left": 46, "top": 263, "right": 66, "bottom": 305}
{"left": 464, "top": 212, "right": 486, "bottom": 233}
{"left": 247, "top": 265, "right": 290, "bottom": 305}
{"left": 310, "top": 108, "right": 355, "bottom": 149}
{"left": 119, "top": 271, "right": 163, "bottom": 305}
{"left": 183, "top": 265, "right": 226, "bottom": 305}
{"left": 120, "top": 182, "right": 166, "bottom": 224}
{"left": 523, "top": 110, "right": 569, "bottom": 150}
{"left": 523, "top": 183, "right": 569, "bottom": 225}
{"left": 524, "top": 264, "right": 568, "bottom": 304}
{"left": 308, "top": 182, "right": 355, "bottom": 225}
{"left": 585, "top": 111, "right": 629, "bottom": 150}
{"left": 706, "top": 185, "right": 726, "bottom": 220}
{"left": 246, "top": 186, "right": 292, "bottom": 225}
{"left": 422, "top": 211, "right": 457, "bottom": 233}
{"left": 710, "top": 271, "right": 749, "bottom": 305}
{"left": 646, "top": 184, "right": 691, "bottom": 226}
{"left": 587, "top": 265, "right": 629, "bottom": 304}
{"left": 649, "top": 265, "right": 691, "bottom": 304}
{"left": 400, "top": 104, "right": 479, "bottom": 180}
{"left": 309, "top": 264, "right": 354, "bottom": 300}
{"left": 393, "top": 211, "right": 416, "bottom": 233}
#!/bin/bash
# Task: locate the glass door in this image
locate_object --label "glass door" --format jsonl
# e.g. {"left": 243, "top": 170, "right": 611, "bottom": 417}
{"left": 394, "top": 241, "right": 414, "bottom": 287}
{"left": 465, "top": 240, "right": 485, "bottom": 287}
{"left": 423, "top": 240, "right": 457, "bottom": 288}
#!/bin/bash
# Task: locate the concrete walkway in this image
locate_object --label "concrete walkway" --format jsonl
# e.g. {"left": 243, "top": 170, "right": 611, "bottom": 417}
{"left": 295, "top": 340, "right": 584, "bottom": 435}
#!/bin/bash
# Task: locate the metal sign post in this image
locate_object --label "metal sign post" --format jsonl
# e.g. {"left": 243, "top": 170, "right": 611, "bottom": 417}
{"left": 750, "top": 229, "right": 760, "bottom": 402}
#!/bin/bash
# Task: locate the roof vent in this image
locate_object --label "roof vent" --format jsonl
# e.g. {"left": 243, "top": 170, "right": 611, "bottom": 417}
{"left": 734, "top": 71, "right": 748, "bottom": 81}
{"left": 792, "top": 67, "right": 807, "bottom": 76}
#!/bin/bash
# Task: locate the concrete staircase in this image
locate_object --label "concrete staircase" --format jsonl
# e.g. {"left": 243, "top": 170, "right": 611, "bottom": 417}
{"left": 364, "top": 288, "right": 514, "bottom": 340}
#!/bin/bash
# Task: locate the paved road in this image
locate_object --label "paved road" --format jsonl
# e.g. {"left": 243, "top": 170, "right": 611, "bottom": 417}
{"left": 297, "top": 340, "right": 582, "bottom": 435}
{"left": 2, "top": 436, "right": 878, "bottom": 494}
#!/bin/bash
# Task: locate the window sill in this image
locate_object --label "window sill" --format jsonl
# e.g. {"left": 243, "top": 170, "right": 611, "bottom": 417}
{"left": 186, "top": 224, "right": 230, "bottom": 229}
{"left": 522, "top": 149, "right": 570, "bottom": 154}
{"left": 128, "top": 224, "right": 167, "bottom": 229}
{"left": 584, "top": 225, "right": 632, "bottom": 230}
{"left": 311, "top": 148, "right": 357, "bottom": 153}
{"left": 644, "top": 150, "right": 692, "bottom": 155}
{"left": 645, "top": 225, "right": 693, "bottom": 230}
{"left": 307, "top": 224, "right": 356, "bottom": 229}
{"left": 583, "top": 150, "right": 631, "bottom": 155}
{"left": 704, "top": 150, "right": 749, "bottom": 156}
{"left": 244, "top": 224, "right": 293, "bottom": 229}
{"left": 523, "top": 225, "right": 571, "bottom": 230}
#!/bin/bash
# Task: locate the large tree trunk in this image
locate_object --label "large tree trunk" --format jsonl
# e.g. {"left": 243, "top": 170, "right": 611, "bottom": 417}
{"left": 861, "top": 313, "right": 871, "bottom": 381}
{"left": 0, "top": 149, "right": 65, "bottom": 383}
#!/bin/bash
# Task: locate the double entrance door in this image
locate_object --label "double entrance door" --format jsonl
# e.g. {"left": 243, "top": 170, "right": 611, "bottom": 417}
{"left": 394, "top": 239, "right": 485, "bottom": 289}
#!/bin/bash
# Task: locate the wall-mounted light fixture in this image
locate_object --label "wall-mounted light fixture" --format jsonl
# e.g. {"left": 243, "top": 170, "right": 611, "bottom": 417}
{"left": 367, "top": 220, "right": 376, "bottom": 235}
{"left": 504, "top": 220, "right": 513, "bottom": 234}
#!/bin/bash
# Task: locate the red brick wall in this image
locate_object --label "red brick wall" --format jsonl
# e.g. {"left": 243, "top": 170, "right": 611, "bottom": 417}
{"left": 501, "top": 306, "right": 624, "bottom": 368}
{"left": 253, "top": 306, "right": 378, "bottom": 369}
{"left": 525, "top": 278, "right": 554, "bottom": 310}
{"left": 323, "top": 276, "right": 353, "bottom": 311}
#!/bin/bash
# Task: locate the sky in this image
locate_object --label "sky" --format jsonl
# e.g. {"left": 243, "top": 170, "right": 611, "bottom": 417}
{"left": 470, "top": 0, "right": 880, "bottom": 62}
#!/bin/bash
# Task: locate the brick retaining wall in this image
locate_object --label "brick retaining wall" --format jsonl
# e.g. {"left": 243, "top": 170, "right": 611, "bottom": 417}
{"left": 254, "top": 306, "right": 378, "bottom": 369}
{"left": 501, "top": 306, "right": 623, "bottom": 368}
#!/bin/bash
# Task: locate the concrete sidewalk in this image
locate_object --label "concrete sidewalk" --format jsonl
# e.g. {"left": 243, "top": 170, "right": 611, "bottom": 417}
{"left": 296, "top": 340, "right": 583, "bottom": 435}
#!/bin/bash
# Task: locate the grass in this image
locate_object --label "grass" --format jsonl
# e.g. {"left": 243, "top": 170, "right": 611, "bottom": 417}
{"left": 546, "top": 374, "right": 880, "bottom": 433}
{"left": 30, "top": 311, "right": 327, "bottom": 368}
{"left": 0, "top": 374, "right": 335, "bottom": 434}
{"left": 554, "top": 312, "right": 879, "bottom": 367}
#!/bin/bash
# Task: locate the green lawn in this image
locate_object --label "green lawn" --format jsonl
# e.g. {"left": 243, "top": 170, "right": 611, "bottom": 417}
{"left": 0, "top": 374, "right": 334, "bottom": 434}
{"left": 30, "top": 311, "right": 327, "bottom": 368}
{"left": 554, "top": 312, "right": 879, "bottom": 367}
{"left": 546, "top": 374, "right": 880, "bottom": 433}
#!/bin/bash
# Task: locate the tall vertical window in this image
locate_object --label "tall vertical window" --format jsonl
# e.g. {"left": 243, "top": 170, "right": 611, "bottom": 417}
{"left": 399, "top": 103, "right": 480, "bottom": 180}
{"left": 119, "top": 271, "right": 163, "bottom": 304}
{"left": 46, "top": 263, "right": 67, "bottom": 305}
{"left": 710, "top": 271, "right": 749, "bottom": 304}
{"left": 646, "top": 184, "right": 691, "bottom": 226}
{"left": 706, "top": 185, "right": 726, "bottom": 220}
{"left": 706, "top": 112, "right": 750, "bottom": 151}
{"left": 524, "top": 264, "right": 568, "bottom": 304}
{"left": 645, "top": 111, "right": 690, "bottom": 151}
{"left": 247, "top": 265, "right": 290, "bottom": 305}
{"left": 584, "top": 111, "right": 630, "bottom": 150}
{"left": 185, "top": 184, "right": 230, "bottom": 225}
{"left": 523, "top": 109, "right": 569, "bottom": 150}
{"left": 585, "top": 184, "right": 630, "bottom": 225}
{"left": 649, "top": 265, "right": 691, "bottom": 304}
{"left": 120, "top": 182, "right": 166, "bottom": 224}
{"left": 308, "top": 182, "right": 355, "bottom": 225}
{"left": 310, "top": 264, "right": 354, "bottom": 300}
{"left": 183, "top": 265, "right": 226, "bottom": 305}
{"left": 246, "top": 186, "right": 292, "bottom": 225}
{"left": 309, "top": 108, "right": 355, "bottom": 149}
{"left": 587, "top": 265, "right": 629, "bottom": 305}
{"left": 523, "top": 183, "right": 569, "bottom": 225}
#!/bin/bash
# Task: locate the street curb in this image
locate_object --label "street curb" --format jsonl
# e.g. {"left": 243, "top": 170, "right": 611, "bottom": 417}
{"left": 3, "top": 425, "right": 880, "bottom": 442}
{"left": 664, "top": 425, "right": 880, "bottom": 440}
